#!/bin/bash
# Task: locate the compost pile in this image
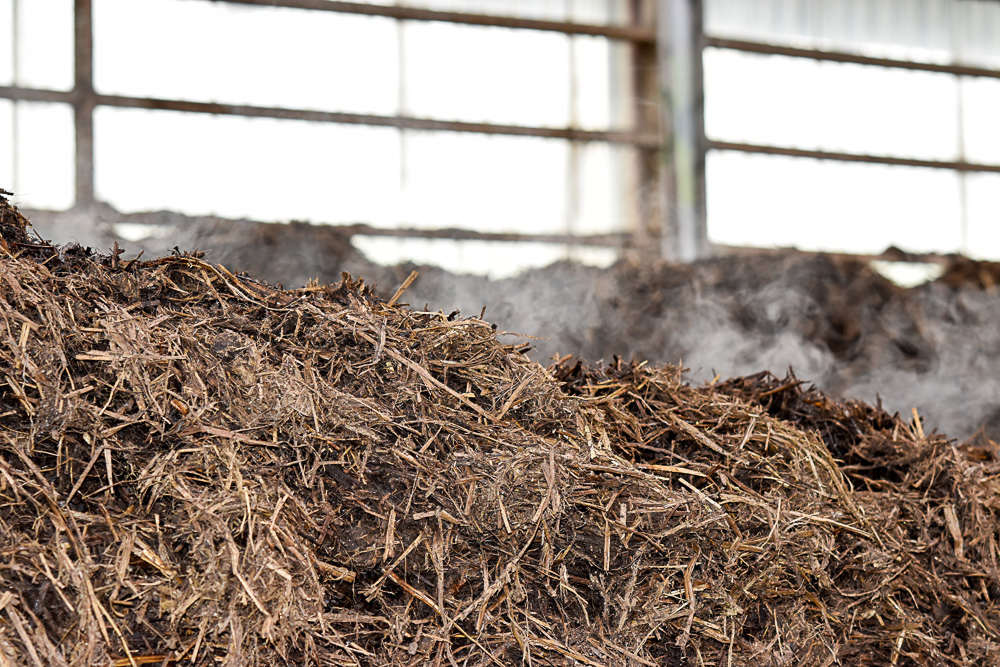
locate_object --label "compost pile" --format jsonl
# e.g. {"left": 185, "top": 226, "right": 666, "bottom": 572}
{"left": 1, "top": 196, "right": 999, "bottom": 666}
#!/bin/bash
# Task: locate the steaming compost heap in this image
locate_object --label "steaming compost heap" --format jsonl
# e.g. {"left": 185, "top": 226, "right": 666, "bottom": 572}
{"left": 0, "top": 194, "right": 999, "bottom": 666}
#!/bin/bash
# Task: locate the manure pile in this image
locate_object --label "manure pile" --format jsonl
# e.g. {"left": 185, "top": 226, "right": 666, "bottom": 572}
{"left": 0, "top": 194, "right": 999, "bottom": 666}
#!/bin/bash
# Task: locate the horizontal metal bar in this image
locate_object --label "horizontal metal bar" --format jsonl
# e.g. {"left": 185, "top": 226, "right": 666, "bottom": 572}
{"left": 22, "top": 207, "right": 630, "bottom": 247}
{"left": 708, "top": 140, "right": 1000, "bottom": 173}
{"left": 0, "top": 86, "right": 658, "bottom": 146}
{"left": 218, "top": 0, "right": 656, "bottom": 42}
{"left": 341, "top": 223, "right": 629, "bottom": 247}
{"left": 0, "top": 86, "right": 74, "bottom": 103}
{"left": 715, "top": 244, "right": 952, "bottom": 266}
{"left": 706, "top": 36, "right": 1000, "bottom": 80}
{"left": 99, "top": 94, "right": 660, "bottom": 146}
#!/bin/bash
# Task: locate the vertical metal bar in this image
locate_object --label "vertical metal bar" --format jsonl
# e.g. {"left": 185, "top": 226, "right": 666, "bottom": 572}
{"left": 11, "top": 0, "right": 18, "bottom": 195}
{"left": 567, "top": 42, "right": 579, "bottom": 257}
{"left": 566, "top": 0, "right": 580, "bottom": 260}
{"left": 74, "top": 0, "right": 95, "bottom": 207}
{"left": 396, "top": 6, "right": 408, "bottom": 231}
{"left": 607, "top": 4, "right": 634, "bottom": 234}
{"left": 950, "top": 0, "right": 969, "bottom": 254}
{"left": 659, "top": 0, "right": 707, "bottom": 261}
{"left": 629, "top": 0, "right": 662, "bottom": 248}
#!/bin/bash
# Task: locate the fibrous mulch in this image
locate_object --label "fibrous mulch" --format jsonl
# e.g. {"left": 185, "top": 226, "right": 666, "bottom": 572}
{"left": 0, "top": 192, "right": 998, "bottom": 666}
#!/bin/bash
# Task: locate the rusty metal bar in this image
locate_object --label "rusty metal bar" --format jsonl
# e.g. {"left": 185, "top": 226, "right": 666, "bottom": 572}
{"left": 22, "top": 207, "right": 630, "bottom": 247}
{"left": 708, "top": 140, "right": 1000, "bottom": 174}
{"left": 628, "top": 0, "right": 662, "bottom": 248}
{"left": 10, "top": 0, "right": 19, "bottom": 196}
{"left": 99, "top": 94, "right": 662, "bottom": 147}
{"left": 0, "top": 87, "right": 74, "bottom": 103}
{"left": 714, "top": 244, "right": 952, "bottom": 266}
{"left": 0, "top": 86, "right": 660, "bottom": 146}
{"left": 73, "top": 0, "right": 95, "bottom": 206}
{"left": 706, "top": 36, "right": 1000, "bottom": 80}
{"left": 335, "top": 224, "right": 628, "bottom": 247}
{"left": 218, "top": 0, "right": 656, "bottom": 42}
{"left": 97, "top": 94, "right": 660, "bottom": 146}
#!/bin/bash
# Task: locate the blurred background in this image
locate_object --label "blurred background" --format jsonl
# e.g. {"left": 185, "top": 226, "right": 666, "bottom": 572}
{"left": 3, "top": 0, "right": 998, "bottom": 276}
{"left": 3, "top": 0, "right": 1000, "bottom": 440}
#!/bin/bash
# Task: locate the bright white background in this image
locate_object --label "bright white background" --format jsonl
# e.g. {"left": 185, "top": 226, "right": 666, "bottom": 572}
{"left": 703, "top": 0, "right": 1000, "bottom": 259}
{"left": 1, "top": 0, "right": 999, "bottom": 273}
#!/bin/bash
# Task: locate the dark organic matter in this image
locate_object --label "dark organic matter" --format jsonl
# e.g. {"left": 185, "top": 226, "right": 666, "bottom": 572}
{"left": 1, "top": 194, "right": 999, "bottom": 665}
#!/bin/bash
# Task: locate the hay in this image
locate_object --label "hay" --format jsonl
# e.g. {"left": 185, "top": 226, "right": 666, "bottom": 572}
{"left": 0, "top": 193, "right": 998, "bottom": 666}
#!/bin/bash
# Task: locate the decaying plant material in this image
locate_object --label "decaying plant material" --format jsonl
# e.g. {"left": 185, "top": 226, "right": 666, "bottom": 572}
{"left": 0, "top": 192, "right": 998, "bottom": 666}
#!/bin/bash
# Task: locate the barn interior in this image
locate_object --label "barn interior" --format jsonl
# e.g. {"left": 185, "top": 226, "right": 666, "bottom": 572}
{"left": 2, "top": 1, "right": 1000, "bottom": 664}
